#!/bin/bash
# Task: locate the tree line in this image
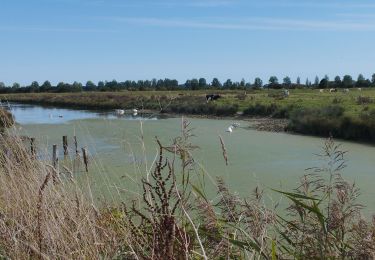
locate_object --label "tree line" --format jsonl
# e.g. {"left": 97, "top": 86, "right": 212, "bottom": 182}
{"left": 1, "top": 73, "right": 375, "bottom": 93}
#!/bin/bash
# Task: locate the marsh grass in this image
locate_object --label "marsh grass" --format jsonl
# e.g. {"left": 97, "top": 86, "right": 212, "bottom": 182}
{"left": 0, "top": 118, "right": 374, "bottom": 259}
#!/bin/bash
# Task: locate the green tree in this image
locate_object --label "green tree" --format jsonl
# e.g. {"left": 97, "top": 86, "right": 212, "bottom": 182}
{"left": 211, "top": 78, "right": 221, "bottom": 88}
{"left": 319, "top": 78, "right": 329, "bottom": 89}
{"left": 283, "top": 76, "right": 292, "bottom": 87}
{"left": 0, "top": 82, "right": 5, "bottom": 88}
{"left": 372, "top": 73, "right": 375, "bottom": 86}
{"left": 269, "top": 76, "right": 278, "bottom": 85}
{"left": 334, "top": 76, "right": 342, "bottom": 88}
{"left": 12, "top": 82, "right": 20, "bottom": 89}
{"left": 296, "top": 76, "right": 301, "bottom": 85}
{"left": 342, "top": 75, "right": 353, "bottom": 88}
{"left": 85, "top": 81, "right": 96, "bottom": 91}
{"left": 314, "top": 76, "right": 319, "bottom": 87}
{"left": 223, "top": 79, "right": 233, "bottom": 89}
{"left": 191, "top": 79, "right": 199, "bottom": 90}
{"left": 40, "top": 81, "right": 52, "bottom": 92}
{"left": 198, "top": 78, "right": 207, "bottom": 89}
{"left": 254, "top": 77, "right": 263, "bottom": 88}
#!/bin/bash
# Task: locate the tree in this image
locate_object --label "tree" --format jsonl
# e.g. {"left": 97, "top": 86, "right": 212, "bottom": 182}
{"left": 12, "top": 82, "right": 20, "bottom": 89}
{"left": 314, "top": 76, "right": 319, "bottom": 87}
{"left": 342, "top": 75, "right": 353, "bottom": 88}
{"left": 198, "top": 78, "right": 207, "bottom": 89}
{"left": 85, "top": 81, "right": 96, "bottom": 91}
{"left": 334, "top": 76, "right": 342, "bottom": 88}
{"left": 40, "top": 81, "right": 52, "bottom": 92}
{"left": 31, "top": 81, "right": 39, "bottom": 89}
{"left": 254, "top": 77, "right": 263, "bottom": 89}
{"left": 356, "top": 74, "right": 370, "bottom": 88}
{"left": 0, "top": 82, "right": 5, "bottom": 88}
{"left": 283, "top": 76, "right": 292, "bottom": 87}
{"left": 190, "top": 78, "right": 199, "bottom": 90}
{"left": 223, "top": 79, "right": 233, "bottom": 89}
{"left": 72, "top": 81, "right": 83, "bottom": 92}
{"left": 211, "top": 78, "right": 221, "bottom": 88}
{"left": 305, "top": 78, "right": 309, "bottom": 87}
{"left": 319, "top": 78, "right": 329, "bottom": 89}
{"left": 269, "top": 76, "right": 278, "bottom": 85}
{"left": 372, "top": 73, "right": 375, "bottom": 86}
{"left": 296, "top": 77, "right": 301, "bottom": 85}
{"left": 240, "top": 78, "right": 246, "bottom": 88}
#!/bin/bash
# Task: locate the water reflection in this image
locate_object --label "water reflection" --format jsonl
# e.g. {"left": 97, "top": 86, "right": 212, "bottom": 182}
{"left": 9, "top": 103, "right": 159, "bottom": 124}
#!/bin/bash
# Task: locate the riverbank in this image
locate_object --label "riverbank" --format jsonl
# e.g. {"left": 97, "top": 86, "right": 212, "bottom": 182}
{"left": 2, "top": 89, "right": 375, "bottom": 142}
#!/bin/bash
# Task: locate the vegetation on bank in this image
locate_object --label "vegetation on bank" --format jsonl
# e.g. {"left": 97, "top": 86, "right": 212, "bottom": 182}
{"left": 0, "top": 109, "right": 14, "bottom": 129}
{"left": 3, "top": 88, "right": 375, "bottom": 142}
{"left": 0, "top": 121, "right": 374, "bottom": 259}
{"left": 1, "top": 73, "right": 375, "bottom": 93}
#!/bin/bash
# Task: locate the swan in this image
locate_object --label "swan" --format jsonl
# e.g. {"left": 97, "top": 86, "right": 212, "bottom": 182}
{"left": 115, "top": 109, "right": 125, "bottom": 115}
{"left": 226, "top": 126, "right": 233, "bottom": 133}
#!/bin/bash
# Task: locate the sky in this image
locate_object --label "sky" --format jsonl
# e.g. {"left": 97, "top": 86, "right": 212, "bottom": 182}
{"left": 1, "top": 0, "right": 375, "bottom": 86}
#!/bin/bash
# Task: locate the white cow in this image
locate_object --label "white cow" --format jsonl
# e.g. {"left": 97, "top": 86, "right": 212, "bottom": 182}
{"left": 358, "top": 88, "right": 362, "bottom": 91}
{"left": 329, "top": 88, "right": 337, "bottom": 93}
{"left": 344, "top": 88, "right": 350, "bottom": 93}
{"left": 319, "top": 89, "right": 324, "bottom": 93}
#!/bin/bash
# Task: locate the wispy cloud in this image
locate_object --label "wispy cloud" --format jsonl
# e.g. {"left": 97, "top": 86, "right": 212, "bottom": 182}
{"left": 257, "top": 0, "right": 375, "bottom": 9}
{"left": 108, "top": 16, "right": 375, "bottom": 31}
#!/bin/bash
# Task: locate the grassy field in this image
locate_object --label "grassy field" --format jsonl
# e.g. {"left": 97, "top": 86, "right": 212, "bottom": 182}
{"left": 2, "top": 88, "right": 375, "bottom": 141}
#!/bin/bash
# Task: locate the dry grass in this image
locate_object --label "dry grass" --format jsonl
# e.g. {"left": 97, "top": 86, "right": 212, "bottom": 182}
{"left": 0, "top": 119, "right": 374, "bottom": 259}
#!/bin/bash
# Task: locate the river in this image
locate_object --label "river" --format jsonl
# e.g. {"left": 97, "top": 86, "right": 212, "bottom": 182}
{"left": 9, "top": 103, "right": 375, "bottom": 215}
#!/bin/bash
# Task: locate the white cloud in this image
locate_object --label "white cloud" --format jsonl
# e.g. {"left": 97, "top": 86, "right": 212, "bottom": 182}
{"left": 109, "top": 16, "right": 375, "bottom": 31}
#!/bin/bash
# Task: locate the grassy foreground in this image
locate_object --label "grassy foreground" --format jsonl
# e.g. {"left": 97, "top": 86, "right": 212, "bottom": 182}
{"left": 0, "top": 119, "right": 374, "bottom": 259}
{"left": 2, "top": 89, "right": 375, "bottom": 142}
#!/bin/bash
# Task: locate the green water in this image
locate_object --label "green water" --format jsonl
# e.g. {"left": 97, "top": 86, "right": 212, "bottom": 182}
{"left": 12, "top": 103, "right": 375, "bottom": 214}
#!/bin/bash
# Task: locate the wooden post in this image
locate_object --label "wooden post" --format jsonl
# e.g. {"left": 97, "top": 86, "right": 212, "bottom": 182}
{"left": 30, "top": 137, "right": 36, "bottom": 157}
{"left": 62, "top": 136, "right": 68, "bottom": 156}
{"left": 82, "top": 147, "right": 88, "bottom": 172}
{"left": 74, "top": 136, "right": 78, "bottom": 156}
{"left": 52, "top": 144, "right": 58, "bottom": 169}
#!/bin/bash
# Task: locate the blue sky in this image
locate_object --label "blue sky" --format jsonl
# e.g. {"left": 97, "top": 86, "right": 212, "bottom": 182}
{"left": 1, "top": 0, "right": 375, "bottom": 85}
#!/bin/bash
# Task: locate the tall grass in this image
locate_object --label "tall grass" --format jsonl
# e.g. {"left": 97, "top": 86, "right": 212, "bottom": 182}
{"left": 0, "top": 119, "right": 374, "bottom": 259}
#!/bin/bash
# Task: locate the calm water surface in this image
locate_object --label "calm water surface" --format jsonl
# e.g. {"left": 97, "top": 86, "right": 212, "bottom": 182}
{"left": 10, "top": 103, "right": 375, "bottom": 214}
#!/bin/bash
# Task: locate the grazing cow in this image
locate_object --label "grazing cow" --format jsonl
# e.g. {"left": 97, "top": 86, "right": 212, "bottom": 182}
{"left": 344, "top": 88, "right": 350, "bottom": 93}
{"left": 206, "top": 94, "right": 221, "bottom": 102}
{"left": 358, "top": 88, "right": 362, "bottom": 91}
{"left": 283, "top": 89, "right": 290, "bottom": 97}
{"left": 329, "top": 88, "right": 337, "bottom": 93}
{"left": 319, "top": 89, "right": 324, "bottom": 93}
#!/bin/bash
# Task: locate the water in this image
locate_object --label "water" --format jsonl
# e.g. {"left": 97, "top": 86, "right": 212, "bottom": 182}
{"left": 9, "top": 103, "right": 375, "bottom": 214}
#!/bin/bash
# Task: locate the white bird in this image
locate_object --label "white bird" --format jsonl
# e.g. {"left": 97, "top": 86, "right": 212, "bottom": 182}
{"left": 115, "top": 109, "right": 125, "bottom": 115}
{"left": 226, "top": 126, "right": 233, "bottom": 133}
{"left": 132, "top": 108, "right": 138, "bottom": 113}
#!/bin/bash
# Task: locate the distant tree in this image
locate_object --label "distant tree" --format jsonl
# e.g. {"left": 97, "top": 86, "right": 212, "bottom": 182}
{"left": 342, "top": 75, "right": 353, "bottom": 88}
{"left": 198, "top": 78, "right": 207, "bottom": 89}
{"left": 334, "top": 76, "right": 342, "bottom": 88}
{"left": 12, "top": 82, "right": 20, "bottom": 89}
{"left": 211, "top": 78, "right": 221, "bottom": 88}
{"left": 356, "top": 74, "right": 370, "bottom": 88}
{"left": 184, "top": 80, "right": 192, "bottom": 89}
{"left": 269, "top": 76, "right": 278, "bottom": 85}
{"left": 190, "top": 78, "right": 199, "bottom": 90}
{"left": 85, "top": 81, "right": 96, "bottom": 91}
{"left": 372, "top": 73, "right": 375, "bottom": 86}
{"left": 305, "top": 78, "right": 309, "bottom": 87}
{"left": 240, "top": 78, "right": 246, "bottom": 88}
{"left": 72, "top": 81, "right": 83, "bottom": 92}
{"left": 324, "top": 75, "right": 329, "bottom": 81}
{"left": 31, "top": 81, "right": 39, "bottom": 89}
{"left": 223, "top": 79, "right": 233, "bottom": 89}
{"left": 319, "top": 78, "right": 329, "bottom": 89}
{"left": 283, "top": 76, "right": 292, "bottom": 87}
{"left": 0, "top": 82, "right": 5, "bottom": 88}
{"left": 296, "top": 76, "right": 301, "bottom": 85}
{"left": 98, "top": 81, "right": 105, "bottom": 90}
{"left": 314, "top": 76, "right": 319, "bottom": 87}
{"left": 40, "top": 80, "right": 52, "bottom": 92}
{"left": 254, "top": 77, "right": 263, "bottom": 88}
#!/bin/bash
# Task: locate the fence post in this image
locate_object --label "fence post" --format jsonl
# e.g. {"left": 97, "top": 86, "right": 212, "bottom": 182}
{"left": 52, "top": 144, "right": 58, "bottom": 169}
{"left": 62, "top": 136, "right": 68, "bottom": 156}
{"left": 30, "top": 137, "right": 36, "bottom": 157}
{"left": 81, "top": 147, "right": 88, "bottom": 172}
{"left": 74, "top": 136, "right": 79, "bottom": 156}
